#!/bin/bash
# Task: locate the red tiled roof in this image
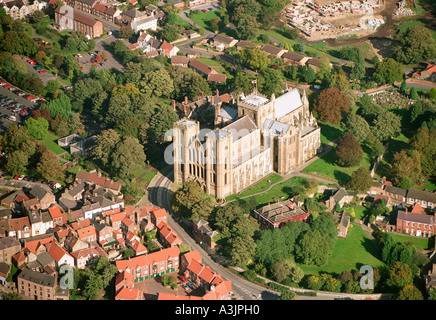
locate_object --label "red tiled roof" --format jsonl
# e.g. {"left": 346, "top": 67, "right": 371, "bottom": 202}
{"left": 47, "top": 241, "right": 72, "bottom": 262}
{"left": 411, "top": 203, "right": 425, "bottom": 214}
{"left": 71, "top": 219, "right": 91, "bottom": 230}
{"left": 160, "top": 41, "right": 173, "bottom": 52}
{"left": 152, "top": 208, "right": 167, "bottom": 220}
{"left": 111, "top": 212, "right": 127, "bottom": 223}
{"left": 207, "top": 73, "right": 227, "bottom": 83}
{"left": 77, "top": 225, "right": 96, "bottom": 239}
{"left": 48, "top": 206, "right": 63, "bottom": 219}
{"left": 115, "top": 286, "right": 143, "bottom": 300}
{"left": 189, "top": 59, "right": 215, "bottom": 76}
{"left": 76, "top": 170, "right": 120, "bottom": 191}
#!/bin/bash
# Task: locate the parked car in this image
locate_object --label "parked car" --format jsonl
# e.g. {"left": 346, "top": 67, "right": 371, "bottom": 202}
{"left": 26, "top": 95, "right": 35, "bottom": 100}
{"left": 182, "top": 284, "right": 189, "bottom": 291}
{"left": 39, "top": 70, "right": 47, "bottom": 74}
{"left": 8, "top": 116, "right": 16, "bottom": 121}
{"left": 187, "top": 282, "right": 194, "bottom": 289}
{"left": 27, "top": 59, "right": 37, "bottom": 65}
{"left": 4, "top": 84, "right": 11, "bottom": 88}
{"left": 13, "top": 175, "right": 20, "bottom": 180}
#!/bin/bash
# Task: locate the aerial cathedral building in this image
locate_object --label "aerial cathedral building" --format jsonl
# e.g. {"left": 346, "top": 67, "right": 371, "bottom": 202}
{"left": 172, "top": 88, "right": 321, "bottom": 200}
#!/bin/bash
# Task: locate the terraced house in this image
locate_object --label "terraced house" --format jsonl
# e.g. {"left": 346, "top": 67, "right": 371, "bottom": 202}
{"left": 115, "top": 246, "right": 180, "bottom": 283}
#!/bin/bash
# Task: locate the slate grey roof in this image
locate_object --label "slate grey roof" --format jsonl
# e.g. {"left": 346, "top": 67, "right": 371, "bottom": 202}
{"left": 339, "top": 210, "right": 351, "bottom": 228}
{"left": 384, "top": 185, "right": 407, "bottom": 197}
{"left": 0, "top": 236, "right": 21, "bottom": 250}
{"left": 18, "top": 268, "right": 56, "bottom": 287}
{"left": 30, "top": 185, "right": 51, "bottom": 201}
{"left": 222, "top": 115, "right": 258, "bottom": 142}
{"left": 407, "top": 188, "right": 436, "bottom": 203}
{"left": 263, "top": 119, "right": 290, "bottom": 135}
{"left": 397, "top": 210, "right": 434, "bottom": 224}
{"left": 220, "top": 106, "right": 238, "bottom": 121}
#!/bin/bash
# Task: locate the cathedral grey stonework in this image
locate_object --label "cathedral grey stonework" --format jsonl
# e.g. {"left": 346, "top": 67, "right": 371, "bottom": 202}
{"left": 172, "top": 88, "right": 321, "bottom": 200}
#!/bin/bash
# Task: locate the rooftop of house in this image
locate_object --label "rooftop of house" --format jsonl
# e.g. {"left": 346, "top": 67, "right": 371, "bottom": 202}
{"left": 407, "top": 188, "right": 436, "bottom": 203}
{"left": 397, "top": 210, "right": 434, "bottom": 225}
{"left": 18, "top": 268, "right": 56, "bottom": 287}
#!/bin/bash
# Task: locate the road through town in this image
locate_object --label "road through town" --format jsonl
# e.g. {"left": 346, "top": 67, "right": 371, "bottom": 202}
{"left": 148, "top": 167, "right": 280, "bottom": 301}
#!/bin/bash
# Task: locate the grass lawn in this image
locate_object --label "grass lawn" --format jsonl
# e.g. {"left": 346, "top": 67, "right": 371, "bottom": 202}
{"left": 225, "top": 173, "right": 283, "bottom": 202}
{"left": 318, "top": 121, "right": 344, "bottom": 146}
{"left": 302, "top": 145, "right": 373, "bottom": 185}
{"left": 297, "top": 224, "right": 385, "bottom": 276}
{"left": 253, "top": 176, "right": 309, "bottom": 207}
{"left": 352, "top": 206, "right": 372, "bottom": 221}
{"left": 39, "top": 131, "right": 66, "bottom": 155}
{"left": 418, "top": 178, "right": 436, "bottom": 192}
{"left": 188, "top": 9, "right": 222, "bottom": 31}
{"left": 390, "top": 233, "right": 434, "bottom": 251}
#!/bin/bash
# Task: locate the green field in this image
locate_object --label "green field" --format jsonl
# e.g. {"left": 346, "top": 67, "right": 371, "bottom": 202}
{"left": 39, "top": 131, "right": 66, "bottom": 155}
{"left": 188, "top": 9, "right": 223, "bottom": 31}
{"left": 390, "top": 233, "right": 434, "bottom": 251}
{"left": 225, "top": 173, "right": 283, "bottom": 202}
{"left": 297, "top": 224, "right": 385, "bottom": 276}
{"left": 302, "top": 145, "right": 373, "bottom": 185}
{"left": 318, "top": 121, "right": 344, "bottom": 146}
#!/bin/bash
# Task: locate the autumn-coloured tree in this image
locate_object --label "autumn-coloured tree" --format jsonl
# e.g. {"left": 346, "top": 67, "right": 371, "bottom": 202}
{"left": 313, "top": 87, "right": 351, "bottom": 124}
{"left": 30, "top": 109, "right": 52, "bottom": 123}
{"left": 334, "top": 132, "right": 363, "bottom": 167}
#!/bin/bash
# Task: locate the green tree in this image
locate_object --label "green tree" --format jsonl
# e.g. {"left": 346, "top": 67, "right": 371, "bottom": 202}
{"left": 343, "top": 113, "right": 370, "bottom": 143}
{"left": 42, "top": 93, "right": 72, "bottom": 120}
{"left": 24, "top": 117, "right": 49, "bottom": 140}
{"left": 393, "top": 25, "right": 436, "bottom": 64}
{"left": 111, "top": 136, "right": 146, "bottom": 177}
{"left": 373, "top": 58, "right": 404, "bottom": 84}
{"left": 5, "top": 150, "right": 28, "bottom": 176}
{"left": 295, "top": 230, "right": 331, "bottom": 266}
{"left": 391, "top": 149, "right": 422, "bottom": 185}
{"left": 386, "top": 261, "right": 413, "bottom": 291}
{"left": 149, "top": 105, "right": 179, "bottom": 143}
{"left": 229, "top": 235, "right": 256, "bottom": 267}
{"left": 93, "top": 129, "right": 121, "bottom": 168}
{"left": 259, "top": 68, "right": 284, "bottom": 97}
{"left": 238, "top": 46, "right": 269, "bottom": 71}
{"left": 371, "top": 110, "right": 402, "bottom": 142}
{"left": 409, "top": 86, "right": 418, "bottom": 100}
{"left": 347, "top": 167, "right": 372, "bottom": 193}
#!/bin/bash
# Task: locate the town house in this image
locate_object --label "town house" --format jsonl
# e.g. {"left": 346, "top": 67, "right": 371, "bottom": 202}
{"left": 115, "top": 246, "right": 180, "bottom": 283}
{"left": 396, "top": 210, "right": 435, "bottom": 238}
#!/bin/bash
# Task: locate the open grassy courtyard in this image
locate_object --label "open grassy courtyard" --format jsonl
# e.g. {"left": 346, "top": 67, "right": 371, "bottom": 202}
{"left": 297, "top": 224, "right": 385, "bottom": 276}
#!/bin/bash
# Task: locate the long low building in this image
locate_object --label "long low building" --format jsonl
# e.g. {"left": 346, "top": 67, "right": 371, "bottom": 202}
{"left": 54, "top": 6, "right": 103, "bottom": 39}
{"left": 115, "top": 246, "right": 180, "bottom": 283}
